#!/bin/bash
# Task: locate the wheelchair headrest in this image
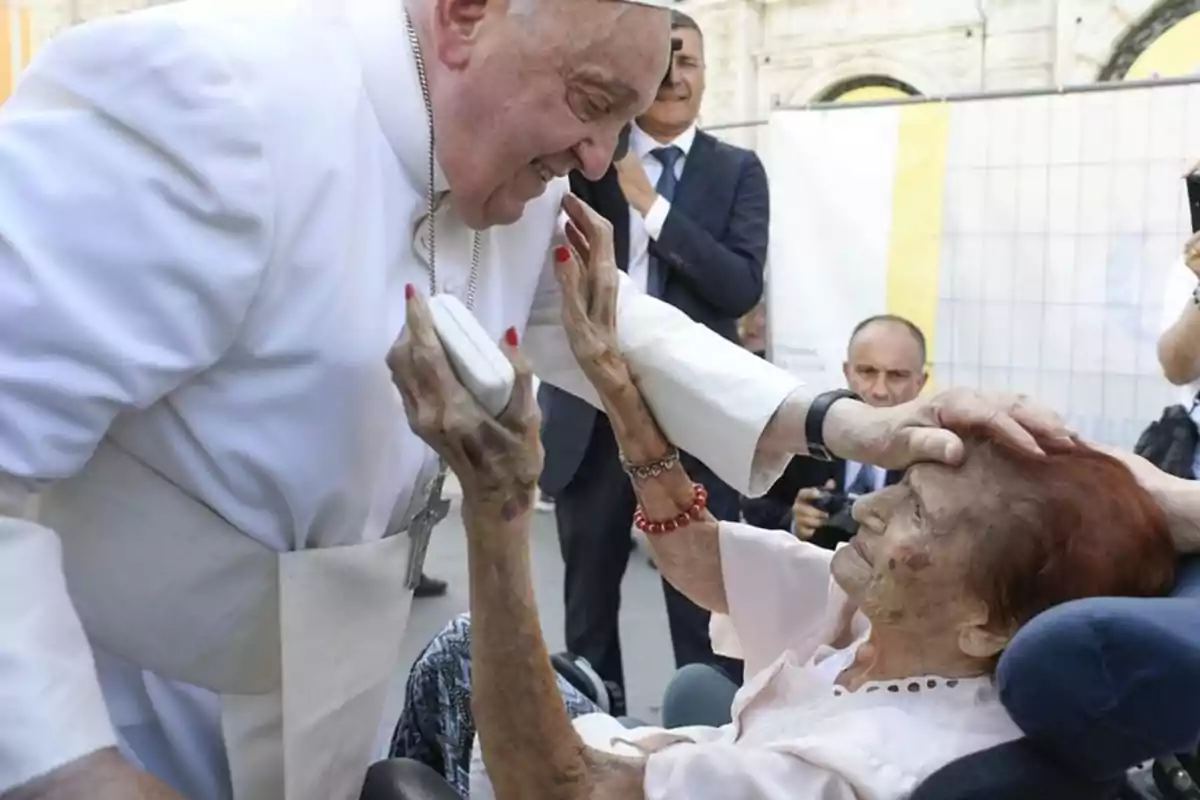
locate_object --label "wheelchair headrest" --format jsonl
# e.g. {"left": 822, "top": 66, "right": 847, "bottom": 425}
{"left": 996, "top": 556, "right": 1200, "bottom": 779}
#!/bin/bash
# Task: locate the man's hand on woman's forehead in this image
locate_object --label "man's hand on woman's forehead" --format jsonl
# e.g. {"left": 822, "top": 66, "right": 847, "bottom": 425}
{"left": 826, "top": 387, "right": 1075, "bottom": 472}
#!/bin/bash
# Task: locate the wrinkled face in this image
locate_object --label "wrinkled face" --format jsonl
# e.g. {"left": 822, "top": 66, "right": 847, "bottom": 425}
{"left": 842, "top": 321, "right": 927, "bottom": 408}
{"left": 426, "top": 0, "right": 671, "bottom": 228}
{"left": 831, "top": 459, "right": 995, "bottom": 649}
{"left": 636, "top": 26, "right": 705, "bottom": 133}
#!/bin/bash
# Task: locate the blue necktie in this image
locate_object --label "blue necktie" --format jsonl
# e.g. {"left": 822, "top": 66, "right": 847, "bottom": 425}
{"left": 647, "top": 145, "right": 682, "bottom": 297}
{"left": 846, "top": 463, "right": 877, "bottom": 496}
{"left": 652, "top": 145, "right": 683, "bottom": 200}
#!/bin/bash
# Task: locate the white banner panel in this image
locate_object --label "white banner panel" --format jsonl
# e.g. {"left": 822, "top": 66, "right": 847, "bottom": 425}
{"left": 766, "top": 81, "right": 1200, "bottom": 447}
{"left": 764, "top": 105, "right": 900, "bottom": 390}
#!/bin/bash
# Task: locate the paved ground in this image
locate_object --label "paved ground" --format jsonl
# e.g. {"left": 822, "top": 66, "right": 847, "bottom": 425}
{"left": 384, "top": 496, "right": 678, "bottom": 737}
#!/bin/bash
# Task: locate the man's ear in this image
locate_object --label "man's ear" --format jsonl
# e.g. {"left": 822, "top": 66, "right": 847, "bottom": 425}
{"left": 957, "top": 601, "right": 1012, "bottom": 659}
{"left": 430, "top": 0, "right": 499, "bottom": 68}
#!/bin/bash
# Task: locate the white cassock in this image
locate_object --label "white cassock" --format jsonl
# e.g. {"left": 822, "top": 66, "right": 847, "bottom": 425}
{"left": 0, "top": 0, "right": 798, "bottom": 799}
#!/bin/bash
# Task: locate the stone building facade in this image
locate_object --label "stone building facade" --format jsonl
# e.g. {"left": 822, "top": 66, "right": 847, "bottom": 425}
{"left": 8, "top": 0, "right": 1199, "bottom": 116}
{"left": 682, "top": 0, "right": 1200, "bottom": 148}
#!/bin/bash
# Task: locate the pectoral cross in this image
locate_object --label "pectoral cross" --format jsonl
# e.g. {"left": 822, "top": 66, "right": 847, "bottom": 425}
{"left": 405, "top": 463, "right": 453, "bottom": 590}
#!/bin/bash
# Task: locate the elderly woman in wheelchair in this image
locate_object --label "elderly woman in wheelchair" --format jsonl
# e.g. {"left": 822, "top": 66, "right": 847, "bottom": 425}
{"left": 383, "top": 215, "right": 1200, "bottom": 800}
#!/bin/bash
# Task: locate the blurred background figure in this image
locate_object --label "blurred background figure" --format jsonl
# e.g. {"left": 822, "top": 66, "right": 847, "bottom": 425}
{"left": 538, "top": 9, "right": 770, "bottom": 698}
{"left": 743, "top": 314, "right": 927, "bottom": 547}
{"left": 1151, "top": 219, "right": 1200, "bottom": 479}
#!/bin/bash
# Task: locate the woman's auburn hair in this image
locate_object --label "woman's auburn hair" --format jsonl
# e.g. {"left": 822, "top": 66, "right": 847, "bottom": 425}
{"left": 951, "top": 430, "right": 1176, "bottom": 630}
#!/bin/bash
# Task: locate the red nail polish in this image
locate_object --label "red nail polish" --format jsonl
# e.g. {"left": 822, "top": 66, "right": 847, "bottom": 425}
{"left": 554, "top": 246, "right": 570, "bottom": 263}
{"left": 505, "top": 327, "right": 519, "bottom": 346}
{"left": 405, "top": 284, "right": 415, "bottom": 300}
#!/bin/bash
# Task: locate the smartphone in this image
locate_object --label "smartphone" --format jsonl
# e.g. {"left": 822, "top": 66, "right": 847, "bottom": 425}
{"left": 427, "top": 294, "right": 515, "bottom": 418}
{"left": 1188, "top": 170, "right": 1200, "bottom": 234}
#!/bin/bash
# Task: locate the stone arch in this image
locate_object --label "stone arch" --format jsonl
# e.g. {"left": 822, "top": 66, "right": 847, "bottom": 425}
{"left": 1097, "top": 0, "right": 1200, "bottom": 81}
{"left": 818, "top": 74, "right": 922, "bottom": 102}
{"left": 781, "top": 54, "right": 944, "bottom": 107}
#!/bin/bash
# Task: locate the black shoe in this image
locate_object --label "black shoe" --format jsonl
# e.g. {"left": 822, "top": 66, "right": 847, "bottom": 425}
{"left": 414, "top": 573, "right": 448, "bottom": 599}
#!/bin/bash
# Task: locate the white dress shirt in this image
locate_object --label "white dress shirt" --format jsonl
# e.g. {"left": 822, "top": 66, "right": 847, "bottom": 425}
{"left": 0, "top": 1, "right": 801, "bottom": 795}
{"left": 1158, "top": 256, "right": 1200, "bottom": 477}
{"left": 626, "top": 123, "right": 696, "bottom": 294}
{"left": 470, "top": 524, "right": 1023, "bottom": 800}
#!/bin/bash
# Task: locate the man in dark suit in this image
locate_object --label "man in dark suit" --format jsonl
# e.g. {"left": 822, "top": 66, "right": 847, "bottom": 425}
{"left": 538, "top": 10, "right": 768, "bottom": 696}
{"left": 743, "top": 315, "right": 929, "bottom": 547}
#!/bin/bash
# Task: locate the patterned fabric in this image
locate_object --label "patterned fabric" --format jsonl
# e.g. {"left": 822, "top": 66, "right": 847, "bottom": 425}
{"left": 390, "top": 613, "right": 602, "bottom": 798}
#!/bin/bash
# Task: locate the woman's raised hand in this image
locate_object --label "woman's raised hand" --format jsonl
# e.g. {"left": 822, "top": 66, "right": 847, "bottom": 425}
{"left": 554, "top": 193, "right": 630, "bottom": 395}
{"left": 387, "top": 287, "right": 542, "bottom": 514}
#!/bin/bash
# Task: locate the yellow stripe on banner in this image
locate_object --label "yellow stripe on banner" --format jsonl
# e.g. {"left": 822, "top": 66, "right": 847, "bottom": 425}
{"left": 884, "top": 103, "right": 950, "bottom": 394}
{"left": 19, "top": 8, "right": 31, "bottom": 68}
{"left": 0, "top": 6, "right": 12, "bottom": 104}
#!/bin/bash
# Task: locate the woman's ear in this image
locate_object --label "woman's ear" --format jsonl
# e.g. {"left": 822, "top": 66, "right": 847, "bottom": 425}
{"left": 957, "top": 601, "right": 1012, "bottom": 659}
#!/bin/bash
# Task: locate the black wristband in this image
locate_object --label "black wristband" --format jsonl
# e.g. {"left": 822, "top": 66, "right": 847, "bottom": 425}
{"left": 804, "top": 389, "right": 862, "bottom": 461}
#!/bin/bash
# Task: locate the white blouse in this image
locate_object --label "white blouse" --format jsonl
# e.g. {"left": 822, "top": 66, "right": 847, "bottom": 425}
{"left": 472, "top": 523, "right": 1023, "bottom": 799}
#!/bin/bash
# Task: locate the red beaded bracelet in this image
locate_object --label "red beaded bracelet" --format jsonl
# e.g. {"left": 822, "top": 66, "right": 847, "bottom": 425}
{"left": 633, "top": 483, "right": 708, "bottom": 535}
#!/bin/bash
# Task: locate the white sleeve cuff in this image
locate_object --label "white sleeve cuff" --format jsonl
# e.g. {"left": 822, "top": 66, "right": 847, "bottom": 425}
{"left": 0, "top": 516, "right": 115, "bottom": 793}
{"left": 613, "top": 284, "right": 801, "bottom": 495}
{"left": 642, "top": 195, "right": 671, "bottom": 240}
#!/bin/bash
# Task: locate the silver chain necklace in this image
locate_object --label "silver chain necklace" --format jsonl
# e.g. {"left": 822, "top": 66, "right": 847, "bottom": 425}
{"left": 405, "top": 10, "right": 481, "bottom": 308}
{"left": 403, "top": 10, "right": 479, "bottom": 590}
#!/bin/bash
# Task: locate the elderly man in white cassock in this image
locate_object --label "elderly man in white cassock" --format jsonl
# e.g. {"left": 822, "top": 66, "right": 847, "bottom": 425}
{"left": 0, "top": 0, "right": 1073, "bottom": 797}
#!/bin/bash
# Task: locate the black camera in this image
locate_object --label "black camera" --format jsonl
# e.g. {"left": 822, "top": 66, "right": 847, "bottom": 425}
{"left": 810, "top": 490, "right": 852, "bottom": 516}
{"left": 612, "top": 36, "right": 683, "bottom": 162}
{"left": 809, "top": 490, "right": 861, "bottom": 545}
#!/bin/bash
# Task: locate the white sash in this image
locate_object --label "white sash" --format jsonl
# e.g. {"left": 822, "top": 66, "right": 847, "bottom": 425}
{"left": 39, "top": 440, "right": 422, "bottom": 800}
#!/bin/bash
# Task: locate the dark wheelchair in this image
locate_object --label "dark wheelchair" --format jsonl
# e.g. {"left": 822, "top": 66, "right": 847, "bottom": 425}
{"left": 361, "top": 557, "right": 1200, "bottom": 800}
